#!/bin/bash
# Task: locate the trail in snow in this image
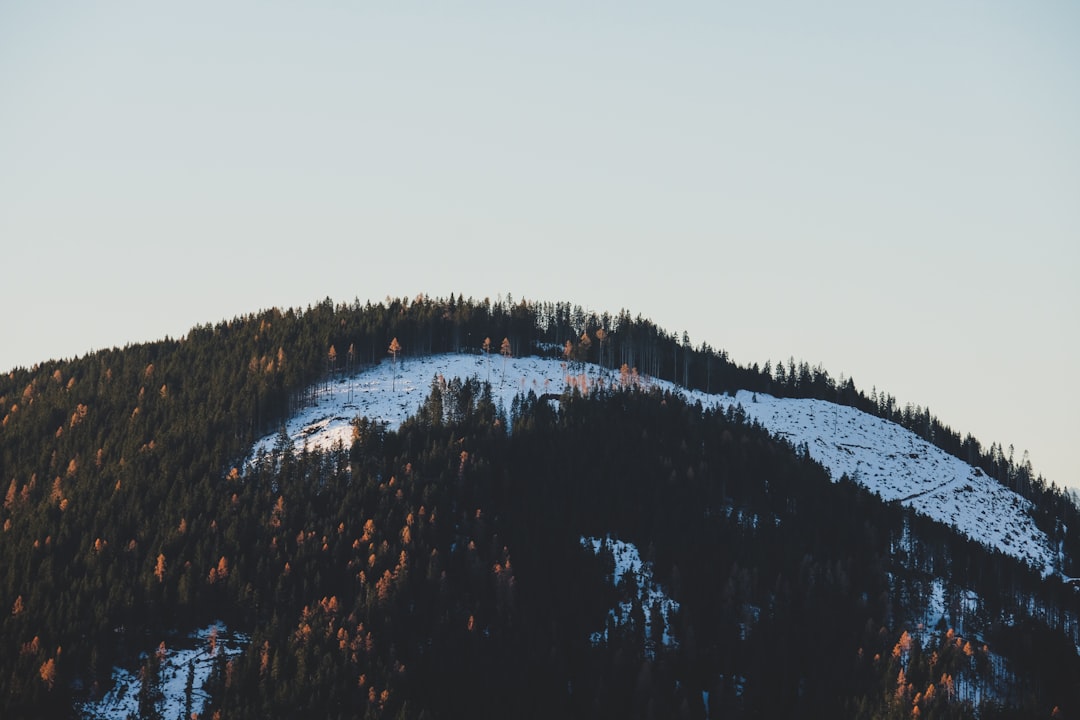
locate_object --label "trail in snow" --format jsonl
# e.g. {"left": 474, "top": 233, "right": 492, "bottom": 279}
{"left": 899, "top": 476, "right": 962, "bottom": 503}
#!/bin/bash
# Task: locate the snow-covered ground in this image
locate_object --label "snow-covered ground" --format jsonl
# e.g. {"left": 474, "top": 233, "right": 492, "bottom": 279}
{"left": 81, "top": 623, "right": 248, "bottom": 720}
{"left": 250, "top": 352, "right": 1056, "bottom": 578}
{"left": 909, "top": 577, "right": 980, "bottom": 638}
{"left": 582, "top": 536, "right": 679, "bottom": 656}
{"left": 716, "top": 390, "right": 1056, "bottom": 577}
{"left": 249, "top": 353, "right": 620, "bottom": 458}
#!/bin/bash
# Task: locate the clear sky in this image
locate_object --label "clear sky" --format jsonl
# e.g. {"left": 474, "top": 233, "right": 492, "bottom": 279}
{"left": 2, "top": 2, "right": 1078, "bottom": 490}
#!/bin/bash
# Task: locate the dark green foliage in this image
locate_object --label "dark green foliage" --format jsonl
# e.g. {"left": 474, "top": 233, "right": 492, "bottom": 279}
{"left": 0, "top": 295, "right": 1077, "bottom": 718}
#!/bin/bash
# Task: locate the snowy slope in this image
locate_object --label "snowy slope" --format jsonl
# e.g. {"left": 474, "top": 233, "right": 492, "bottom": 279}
{"left": 250, "top": 353, "right": 1055, "bottom": 577}
{"left": 715, "top": 390, "right": 1056, "bottom": 576}
{"left": 81, "top": 623, "right": 247, "bottom": 720}
{"left": 582, "top": 536, "right": 680, "bottom": 656}
{"left": 249, "top": 353, "right": 620, "bottom": 457}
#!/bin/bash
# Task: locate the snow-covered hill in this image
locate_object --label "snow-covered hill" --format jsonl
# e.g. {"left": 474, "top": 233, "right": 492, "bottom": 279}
{"left": 249, "top": 353, "right": 1056, "bottom": 578}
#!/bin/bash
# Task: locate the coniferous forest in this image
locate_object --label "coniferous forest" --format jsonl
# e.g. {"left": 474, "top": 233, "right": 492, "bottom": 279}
{"left": 1, "top": 294, "right": 1078, "bottom": 718}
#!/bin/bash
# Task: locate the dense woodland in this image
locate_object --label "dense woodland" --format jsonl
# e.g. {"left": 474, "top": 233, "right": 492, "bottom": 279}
{"left": 1, "top": 294, "right": 1078, "bottom": 718}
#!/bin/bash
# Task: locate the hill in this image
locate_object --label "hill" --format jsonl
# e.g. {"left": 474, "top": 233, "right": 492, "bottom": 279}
{"left": 1, "top": 295, "right": 1077, "bottom": 718}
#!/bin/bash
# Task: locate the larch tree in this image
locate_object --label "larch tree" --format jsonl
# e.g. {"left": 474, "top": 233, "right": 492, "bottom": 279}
{"left": 328, "top": 345, "right": 338, "bottom": 400}
{"left": 388, "top": 338, "right": 401, "bottom": 391}
{"left": 577, "top": 331, "right": 591, "bottom": 363}
{"left": 39, "top": 657, "right": 57, "bottom": 690}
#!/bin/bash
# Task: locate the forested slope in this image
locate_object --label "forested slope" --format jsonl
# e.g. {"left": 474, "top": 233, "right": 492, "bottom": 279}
{"left": 1, "top": 295, "right": 1077, "bottom": 718}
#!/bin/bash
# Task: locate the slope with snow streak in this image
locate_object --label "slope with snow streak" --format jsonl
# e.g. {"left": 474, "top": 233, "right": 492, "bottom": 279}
{"left": 712, "top": 390, "right": 1056, "bottom": 577}
{"left": 251, "top": 353, "right": 1055, "bottom": 577}
{"left": 81, "top": 624, "right": 247, "bottom": 720}
{"left": 582, "top": 536, "right": 680, "bottom": 656}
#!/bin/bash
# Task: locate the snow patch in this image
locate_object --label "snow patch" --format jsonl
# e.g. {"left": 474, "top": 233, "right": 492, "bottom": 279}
{"left": 81, "top": 623, "right": 248, "bottom": 720}
{"left": 249, "top": 353, "right": 623, "bottom": 459}
{"left": 582, "top": 535, "right": 679, "bottom": 657}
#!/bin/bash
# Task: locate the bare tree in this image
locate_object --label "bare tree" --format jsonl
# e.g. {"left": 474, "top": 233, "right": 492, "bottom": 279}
{"left": 500, "top": 337, "right": 512, "bottom": 388}
{"left": 483, "top": 337, "right": 492, "bottom": 384}
{"left": 328, "top": 345, "right": 337, "bottom": 400}
{"left": 347, "top": 343, "right": 356, "bottom": 403}
{"left": 388, "top": 338, "right": 401, "bottom": 391}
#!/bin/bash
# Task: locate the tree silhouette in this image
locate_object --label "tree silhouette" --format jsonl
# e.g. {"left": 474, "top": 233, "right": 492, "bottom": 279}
{"left": 500, "top": 337, "right": 512, "bottom": 388}
{"left": 327, "top": 345, "right": 337, "bottom": 400}
{"left": 483, "top": 337, "right": 492, "bottom": 384}
{"left": 388, "top": 337, "right": 402, "bottom": 391}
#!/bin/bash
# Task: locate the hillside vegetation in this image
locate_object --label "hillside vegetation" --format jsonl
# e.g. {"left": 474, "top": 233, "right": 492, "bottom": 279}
{"left": 1, "top": 294, "right": 1077, "bottom": 718}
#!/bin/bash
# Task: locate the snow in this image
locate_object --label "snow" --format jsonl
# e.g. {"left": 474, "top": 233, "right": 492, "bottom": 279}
{"left": 928, "top": 578, "right": 947, "bottom": 629}
{"left": 713, "top": 390, "right": 1056, "bottom": 577}
{"left": 250, "top": 352, "right": 1057, "bottom": 578}
{"left": 582, "top": 536, "right": 680, "bottom": 656}
{"left": 249, "top": 354, "right": 620, "bottom": 458}
{"left": 81, "top": 623, "right": 248, "bottom": 720}
{"left": 910, "top": 578, "right": 979, "bottom": 640}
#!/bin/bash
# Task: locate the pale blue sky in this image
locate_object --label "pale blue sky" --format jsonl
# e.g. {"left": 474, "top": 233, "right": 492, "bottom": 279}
{"left": 2, "top": 2, "right": 1078, "bottom": 489}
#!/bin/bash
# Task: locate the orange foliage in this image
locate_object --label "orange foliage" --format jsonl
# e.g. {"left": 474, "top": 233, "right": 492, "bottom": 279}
{"left": 376, "top": 570, "right": 394, "bottom": 604}
{"left": 21, "top": 636, "right": 41, "bottom": 656}
{"left": 39, "top": 658, "right": 56, "bottom": 689}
